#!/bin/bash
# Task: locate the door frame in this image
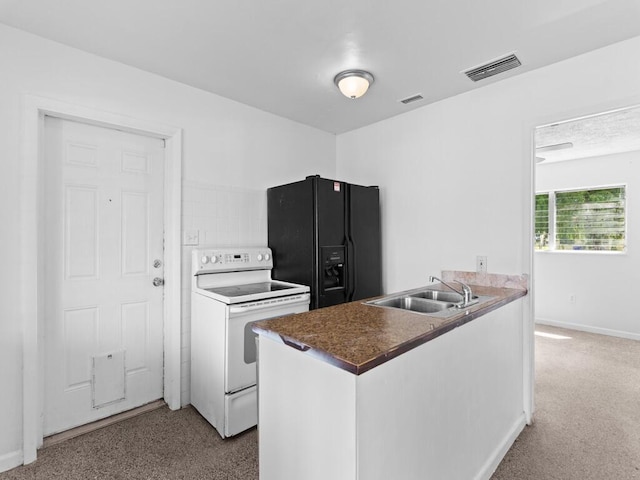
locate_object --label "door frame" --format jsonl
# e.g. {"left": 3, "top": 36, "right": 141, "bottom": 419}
{"left": 522, "top": 96, "right": 640, "bottom": 427}
{"left": 20, "top": 95, "right": 183, "bottom": 464}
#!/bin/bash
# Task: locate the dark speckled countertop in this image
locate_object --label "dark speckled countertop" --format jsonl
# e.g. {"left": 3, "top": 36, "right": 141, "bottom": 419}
{"left": 253, "top": 282, "right": 527, "bottom": 375}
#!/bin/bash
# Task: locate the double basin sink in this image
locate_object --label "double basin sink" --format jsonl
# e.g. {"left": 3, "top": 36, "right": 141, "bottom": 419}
{"left": 365, "top": 287, "right": 494, "bottom": 318}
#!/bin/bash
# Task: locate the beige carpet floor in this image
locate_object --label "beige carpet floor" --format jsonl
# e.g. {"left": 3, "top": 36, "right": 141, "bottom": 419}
{"left": 2, "top": 324, "right": 638, "bottom": 479}
{"left": 492, "top": 324, "right": 640, "bottom": 479}
{"left": 0, "top": 407, "right": 259, "bottom": 479}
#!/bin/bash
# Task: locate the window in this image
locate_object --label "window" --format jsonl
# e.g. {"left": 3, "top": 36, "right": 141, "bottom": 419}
{"left": 535, "top": 186, "right": 626, "bottom": 252}
{"left": 535, "top": 193, "right": 550, "bottom": 250}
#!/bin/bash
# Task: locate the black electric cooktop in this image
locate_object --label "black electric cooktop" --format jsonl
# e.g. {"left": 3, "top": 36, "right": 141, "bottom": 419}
{"left": 204, "top": 281, "right": 294, "bottom": 298}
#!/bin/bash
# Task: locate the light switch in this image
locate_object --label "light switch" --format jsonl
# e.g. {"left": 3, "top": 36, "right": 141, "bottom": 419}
{"left": 476, "top": 256, "right": 487, "bottom": 274}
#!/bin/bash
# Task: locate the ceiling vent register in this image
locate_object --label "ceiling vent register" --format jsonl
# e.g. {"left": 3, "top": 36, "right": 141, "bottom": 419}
{"left": 464, "top": 54, "right": 521, "bottom": 82}
{"left": 400, "top": 94, "right": 424, "bottom": 105}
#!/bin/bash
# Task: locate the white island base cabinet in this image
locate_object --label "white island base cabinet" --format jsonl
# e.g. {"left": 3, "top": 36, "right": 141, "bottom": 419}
{"left": 257, "top": 300, "right": 526, "bottom": 480}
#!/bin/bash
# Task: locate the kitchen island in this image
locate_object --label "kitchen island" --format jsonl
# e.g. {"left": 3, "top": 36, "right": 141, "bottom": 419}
{"left": 253, "top": 273, "right": 528, "bottom": 480}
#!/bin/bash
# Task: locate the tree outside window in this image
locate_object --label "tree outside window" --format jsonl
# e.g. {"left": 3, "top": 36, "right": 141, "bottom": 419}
{"left": 535, "top": 193, "right": 549, "bottom": 250}
{"left": 535, "top": 186, "right": 625, "bottom": 252}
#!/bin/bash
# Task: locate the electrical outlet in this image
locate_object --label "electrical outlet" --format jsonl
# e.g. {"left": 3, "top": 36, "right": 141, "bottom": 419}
{"left": 476, "top": 256, "right": 487, "bottom": 274}
{"left": 569, "top": 294, "right": 576, "bottom": 305}
{"left": 184, "top": 230, "right": 199, "bottom": 246}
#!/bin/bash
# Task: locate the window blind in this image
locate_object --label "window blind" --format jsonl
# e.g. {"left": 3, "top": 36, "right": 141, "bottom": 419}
{"left": 535, "top": 193, "right": 550, "bottom": 250}
{"left": 554, "top": 187, "right": 625, "bottom": 251}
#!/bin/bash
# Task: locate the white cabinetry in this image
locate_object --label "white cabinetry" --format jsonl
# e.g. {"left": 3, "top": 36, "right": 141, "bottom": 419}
{"left": 257, "top": 300, "right": 525, "bottom": 480}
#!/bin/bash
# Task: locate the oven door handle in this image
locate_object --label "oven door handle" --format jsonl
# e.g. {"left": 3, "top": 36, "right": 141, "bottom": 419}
{"left": 228, "top": 294, "right": 310, "bottom": 314}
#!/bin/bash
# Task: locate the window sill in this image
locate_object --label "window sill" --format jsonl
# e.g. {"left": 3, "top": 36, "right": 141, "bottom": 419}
{"left": 534, "top": 249, "right": 627, "bottom": 256}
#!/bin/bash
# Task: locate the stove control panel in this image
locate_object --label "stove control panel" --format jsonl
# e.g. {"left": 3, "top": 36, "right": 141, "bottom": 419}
{"left": 193, "top": 247, "right": 274, "bottom": 274}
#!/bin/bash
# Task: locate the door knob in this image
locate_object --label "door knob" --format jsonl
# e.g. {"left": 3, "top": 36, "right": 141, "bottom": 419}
{"left": 153, "top": 277, "right": 164, "bottom": 287}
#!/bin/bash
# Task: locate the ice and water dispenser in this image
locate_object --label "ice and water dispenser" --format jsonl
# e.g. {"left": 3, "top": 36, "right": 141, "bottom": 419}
{"left": 320, "top": 246, "right": 345, "bottom": 292}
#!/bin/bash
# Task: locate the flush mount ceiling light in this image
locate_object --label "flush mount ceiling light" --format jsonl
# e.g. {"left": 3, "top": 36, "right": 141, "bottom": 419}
{"left": 334, "top": 69, "right": 374, "bottom": 99}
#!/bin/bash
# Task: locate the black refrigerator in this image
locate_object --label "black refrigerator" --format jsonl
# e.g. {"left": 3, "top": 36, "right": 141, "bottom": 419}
{"left": 267, "top": 175, "right": 382, "bottom": 309}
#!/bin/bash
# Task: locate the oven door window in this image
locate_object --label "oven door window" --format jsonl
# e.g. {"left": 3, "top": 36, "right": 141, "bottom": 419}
{"left": 225, "top": 300, "right": 309, "bottom": 394}
{"left": 244, "top": 322, "right": 258, "bottom": 364}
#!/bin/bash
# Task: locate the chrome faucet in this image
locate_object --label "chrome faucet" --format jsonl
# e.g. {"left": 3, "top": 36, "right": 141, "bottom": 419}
{"left": 428, "top": 275, "right": 474, "bottom": 307}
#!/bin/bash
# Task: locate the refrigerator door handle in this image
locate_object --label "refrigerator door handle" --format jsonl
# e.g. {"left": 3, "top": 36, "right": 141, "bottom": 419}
{"left": 346, "top": 235, "right": 356, "bottom": 301}
{"left": 345, "top": 183, "right": 355, "bottom": 302}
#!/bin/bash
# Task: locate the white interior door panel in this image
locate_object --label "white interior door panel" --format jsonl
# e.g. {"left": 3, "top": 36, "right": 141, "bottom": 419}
{"left": 43, "top": 117, "right": 165, "bottom": 435}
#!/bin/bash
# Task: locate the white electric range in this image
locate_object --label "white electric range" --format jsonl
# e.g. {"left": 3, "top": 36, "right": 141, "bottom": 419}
{"left": 190, "top": 246, "right": 310, "bottom": 438}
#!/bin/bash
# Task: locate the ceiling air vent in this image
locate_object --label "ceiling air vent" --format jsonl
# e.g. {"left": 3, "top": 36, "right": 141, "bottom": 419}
{"left": 399, "top": 94, "right": 424, "bottom": 105}
{"left": 464, "top": 54, "right": 521, "bottom": 82}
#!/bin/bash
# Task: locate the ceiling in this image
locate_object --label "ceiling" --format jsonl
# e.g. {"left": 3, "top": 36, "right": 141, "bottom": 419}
{"left": 536, "top": 106, "right": 640, "bottom": 163}
{"left": 1, "top": 0, "right": 640, "bottom": 134}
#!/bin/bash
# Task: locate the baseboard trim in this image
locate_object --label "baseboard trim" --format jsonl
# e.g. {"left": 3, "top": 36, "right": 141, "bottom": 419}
{"left": 536, "top": 318, "right": 640, "bottom": 341}
{"left": 475, "top": 413, "right": 527, "bottom": 480}
{"left": 0, "top": 450, "right": 23, "bottom": 474}
{"left": 43, "top": 399, "right": 166, "bottom": 448}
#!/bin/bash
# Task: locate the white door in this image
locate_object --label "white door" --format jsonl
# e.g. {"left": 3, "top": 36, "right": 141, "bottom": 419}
{"left": 43, "top": 117, "right": 165, "bottom": 435}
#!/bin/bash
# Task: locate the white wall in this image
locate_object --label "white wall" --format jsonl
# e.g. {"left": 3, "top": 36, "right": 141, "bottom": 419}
{"left": 336, "top": 36, "right": 640, "bottom": 298}
{"left": 535, "top": 150, "right": 640, "bottom": 339}
{"left": 0, "top": 24, "right": 335, "bottom": 470}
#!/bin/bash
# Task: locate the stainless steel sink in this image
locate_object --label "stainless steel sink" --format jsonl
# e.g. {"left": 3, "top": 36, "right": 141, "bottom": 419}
{"left": 365, "top": 287, "right": 495, "bottom": 318}
{"left": 409, "top": 290, "right": 463, "bottom": 303}
{"left": 372, "top": 296, "right": 455, "bottom": 314}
